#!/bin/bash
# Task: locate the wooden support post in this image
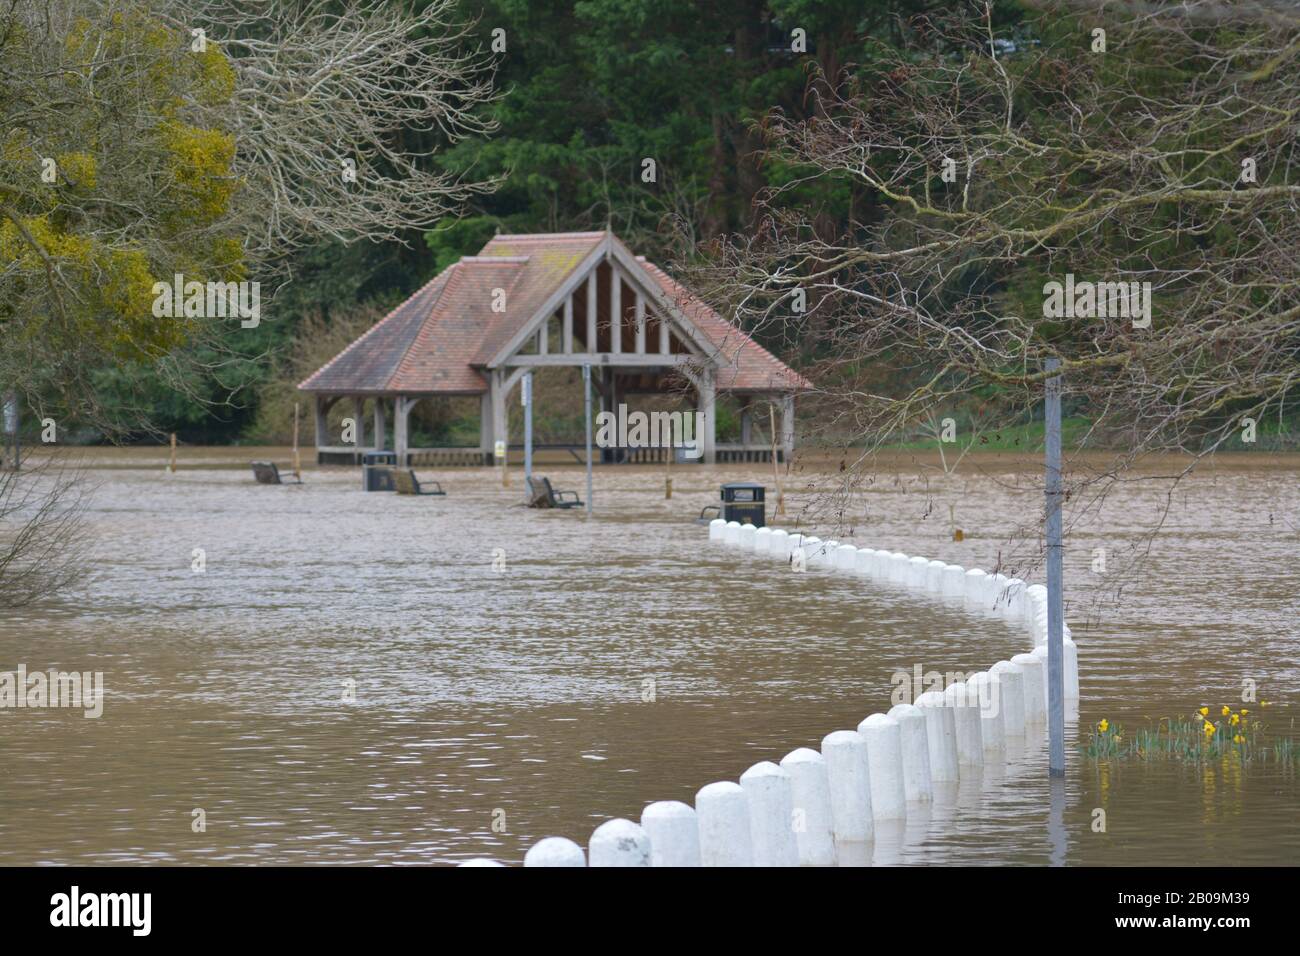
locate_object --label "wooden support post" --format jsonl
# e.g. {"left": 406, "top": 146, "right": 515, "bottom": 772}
{"left": 394, "top": 396, "right": 412, "bottom": 466}
{"left": 293, "top": 403, "right": 302, "bottom": 480}
{"left": 635, "top": 291, "right": 646, "bottom": 354}
{"left": 373, "top": 398, "right": 387, "bottom": 451}
{"left": 352, "top": 396, "right": 366, "bottom": 450}
{"left": 168, "top": 433, "right": 177, "bottom": 473}
{"left": 563, "top": 296, "right": 574, "bottom": 354}
{"left": 586, "top": 272, "right": 597, "bottom": 354}
{"left": 780, "top": 393, "right": 795, "bottom": 462}
{"left": 659, "top": 314, "right": 670, "bottom": 354}
{"left": 770, "top": 404, "right": 784, "bottom": 517}
{"left": 610, "top": 271, "right": 622, "bottom": 354}
{"left": 700, "top": 369, "right": 716, "bottom": 465}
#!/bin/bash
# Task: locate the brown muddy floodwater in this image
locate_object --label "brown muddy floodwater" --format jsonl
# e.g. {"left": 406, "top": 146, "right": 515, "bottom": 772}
{"left": 0, "top": 447, "right": 1296, "bottom": 866}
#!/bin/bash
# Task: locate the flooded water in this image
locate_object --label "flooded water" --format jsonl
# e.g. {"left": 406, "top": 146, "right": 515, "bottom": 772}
{"left": 0, "top": 447, "right": 1295, "bottom": 865}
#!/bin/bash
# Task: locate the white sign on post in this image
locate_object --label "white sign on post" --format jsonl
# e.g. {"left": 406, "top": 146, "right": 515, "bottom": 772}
{"left": 494, "top": 440, "right": 506, "bottom": 459}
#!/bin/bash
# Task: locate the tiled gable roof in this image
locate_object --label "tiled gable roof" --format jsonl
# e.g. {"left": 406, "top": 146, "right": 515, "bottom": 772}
{"left": 298, "top": 230, "right": 810, "bottom": 395}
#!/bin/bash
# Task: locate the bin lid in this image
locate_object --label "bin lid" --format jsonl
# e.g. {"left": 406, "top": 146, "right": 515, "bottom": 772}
{"left": 720, "top": 482, "right": 765, "bottom": 490}
{"left": 363, "top": 450, "right": 395, "bottom": 463}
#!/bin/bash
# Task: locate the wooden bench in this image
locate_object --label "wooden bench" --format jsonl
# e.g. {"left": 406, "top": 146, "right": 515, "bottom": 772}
{"left": 393, "top": 468, "right": 446, "bottom": 496}
{"left": 251, "top": 461, "right": 301, "bottom": 485}
{"left": 526, "top": 475, "right": 582, "bottom": 509}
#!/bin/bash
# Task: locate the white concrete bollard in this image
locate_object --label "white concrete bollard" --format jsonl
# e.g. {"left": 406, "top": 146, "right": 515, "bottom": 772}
{"left": 944, "top": 681, "right": 984, "bottom": 766}
{"left": 926, "top": 559, "right": 948, "bottom": 593}
{"left": 739, "top": 761, "right": 799, "bottom": 867}
{"left": 807, "top": 539, "right": 832, "bottom": 568}
{"left": 834, "top": 543, "right": 858, "bottom": 571}
{"left": 753, "top": 525, "right": 772, "bottom": 553}
{"left": 769, "top": 528, "right": 789, "bottom": 558}
{"left": 589, "top": 818, "right": 651, "bottom": 867}
{"left": 708, "top": 517, "right": 726, "bottom": 541}
{"left": 908, "top": 556, "right": 931, "bottom": 588}
{"left": 779, "top": 749, "right": 836, "bottom": 866}
{"left": 1002, "top": 578, "right": 1026, "bottom": 618}
{"left": 887, "top": 703, "right": 933, "bottom": 802}
{"left": 524, "top": 836, "right": 586, "bottom": 867}
{"left": 695, "top": 781, "right": 753, "bottom": 866}
{"left": 820, "top": 730, "right": 874, "bottom": 842}
{"left": 941, "top": 564, "right": 966, "bottom": 599}
{"left": 854, "top": 547, "right": 876, "bottom": 575}
{"left": 963, "top": 568, "right": 988, "bottom": 607}
{"left": 1010, "top": 652, "right": 1045, "bottom": 724}
{"left": 858, "top": 713, "right": 907, "bottom": 820}
{"left": 800, "top": 536, "right": 822, "bottom": 567}
{"left": 738, "top": 523, "right": 757, "bottom": 550}
{"left": 968, "top": 671, "right": 1004, "bottom": 752}
{"left": 640, "top": 801, "right": 700, "bottom": 867}
{"left": 1031, "top": 644, "right": 1050, "bottom": 711}
{"left": 458, "top": 858, "right": 505, "bottom": 866}
{"left": 989, "top": 660, "right": 1026, "bottom": 737}
{"left": 887, "top": 552, "right": 910, "bottom": 584}
{"left": 866, "top": 549, "right": 888, "bottom": 579}
{"left": 723, "top": 520, "right": 742, "bottom": 546}
{"left": 915, "top": 690, "right": 959, "bottom": 782}
{"left": 1025, "top": 584, "right": 1047, "bottom": 626}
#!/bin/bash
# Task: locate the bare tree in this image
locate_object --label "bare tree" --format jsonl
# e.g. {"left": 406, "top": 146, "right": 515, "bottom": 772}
{"left": 0, "top": 0, "right": 499, "bottom": 431}
{"left": 0, "top": 455, "right": 89, "bottom": 608}
{"left": 682, "top": 0, "right": 1300, "bottom": 599}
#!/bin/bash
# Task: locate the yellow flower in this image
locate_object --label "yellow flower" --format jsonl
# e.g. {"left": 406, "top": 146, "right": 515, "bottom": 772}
{"left": 1230, "top": 713, "right": 1240, "bottom": 726}
{"left": 1233, "top": 735, "right": 1245, "bottom": 745}
{"left": 1098, "top": 719, "right": 1109, "bottom": 733}
{"left": 1240, "top": 709, "right": 1249, "bottom": 716}
{"left": 1203, "top": 721, "right": 1216, "bottom": 736}
{"left": 1198, "top": 707, "right": 1209, "bottom": 717}
{"left": 1221, "top": 705, "right": 1231, "bottom": 716}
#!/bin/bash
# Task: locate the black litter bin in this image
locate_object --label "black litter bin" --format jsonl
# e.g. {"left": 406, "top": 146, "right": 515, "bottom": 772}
{"left": 362, "top": 450, "right": 397, "bottom": 492}
{"left": 719, "top": 482, "right": 765, "bottom": 527}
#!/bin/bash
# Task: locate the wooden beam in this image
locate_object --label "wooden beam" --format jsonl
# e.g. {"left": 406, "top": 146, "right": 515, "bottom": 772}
{"left": 586, "top": 272, "right": 597, "bottom": 354}
{"left": 635, "top": 291, "right": 646, "bottom": 354}
{"left": 539, "top": 318, "right": 548, "bottom": 355}
{"left": 502, "top": 353, "right": 697, "bottom": 367}
{"left": 659, "top": 313, "right": 670, "bottom": 354}
{"left": 563, "top": 296, "right": 573, "bottom": 354}
{"left": 610, "top": 270, "right": 622, "bottom": 354}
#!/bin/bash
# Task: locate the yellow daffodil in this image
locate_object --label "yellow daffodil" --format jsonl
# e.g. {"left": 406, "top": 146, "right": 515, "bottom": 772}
{"left": 1098, "top": 719, "right": 1109, "bottom": 733}
{"left": 1230, "top": 713, "right": 1240, "bottom": 726}
{"left": 1203, "top": 721, "right": 1216, "bottom": 736}
{"left": 1199, "top": 707, "right": 1209, "bottom": 717}
{"left": 1233, "top": 735, "right": 1245, "bottom": 745}
{"left": 1221, "top": 705, "right": 1231, "bottom": 716}
{"left": 1240, "top": 709, "right": 1249, "bottom": 716}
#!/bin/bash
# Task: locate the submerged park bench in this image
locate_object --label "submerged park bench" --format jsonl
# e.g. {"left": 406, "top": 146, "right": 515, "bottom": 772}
{"left": 526, "top": 476, "right": 583, "bottom": 509}
{"left": 250, "top": 461, "right": 301, "bottom": 485}
{"left": 393, "top": 468, "right": 445, "bottom": 496}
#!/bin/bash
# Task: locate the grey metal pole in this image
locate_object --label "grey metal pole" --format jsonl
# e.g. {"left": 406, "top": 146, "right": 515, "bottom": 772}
{"left": 522, "top": 372, "right": 533, "bottom": 503}
{"left": 1045, "top": 357, "right": 1065, "bottom": 776}
{"left": 583, "top": 363, "right": 593, "bottom": 515}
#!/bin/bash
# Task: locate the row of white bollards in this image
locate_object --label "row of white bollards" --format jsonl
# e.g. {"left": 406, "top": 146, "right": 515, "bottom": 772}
{"left": 461, "top": 519, "right": 1080, "bottom": 866}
